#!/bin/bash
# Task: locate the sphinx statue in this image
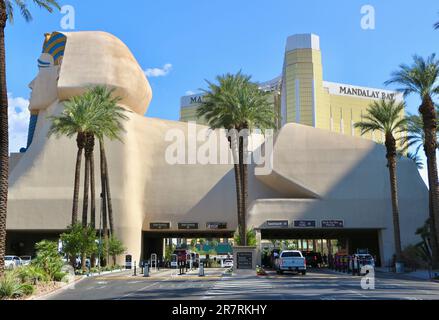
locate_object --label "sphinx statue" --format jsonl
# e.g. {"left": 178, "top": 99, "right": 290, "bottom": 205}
{"left": 6, "top": 31, "right": 429, "bottom": 266}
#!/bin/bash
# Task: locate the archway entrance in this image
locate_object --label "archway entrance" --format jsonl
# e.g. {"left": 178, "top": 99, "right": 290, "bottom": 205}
{"left": 259, "top": 228, "right": 381, "bottom": 267}
{"left": 142, "top": 231, "right": 235, "bottom": 268}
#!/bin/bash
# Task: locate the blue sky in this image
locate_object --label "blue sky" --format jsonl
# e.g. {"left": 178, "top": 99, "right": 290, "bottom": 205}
{"left": 5, "top": 0, "right": 439, "bottom": 183}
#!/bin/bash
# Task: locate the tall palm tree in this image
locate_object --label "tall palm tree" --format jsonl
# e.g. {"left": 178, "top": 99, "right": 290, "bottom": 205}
{"left": 88, "top": 86, "right": 127, "bottom": 264}
{"left": 355, "top": 99, "right": 407, "bottom": 261}
{"left": 49, "top": 96, "right": 91, "bottom": 225}
{"left": 0, "top": 0, "right": 60, "bottom": 275}
{"left": 385, "top": 55, "right": 439, "bottom": 268}
{"left": 197, "top": 71, "right": 277, "bottom": 245}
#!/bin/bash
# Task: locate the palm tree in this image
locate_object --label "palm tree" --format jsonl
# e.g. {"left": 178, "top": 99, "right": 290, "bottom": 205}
{"left": 385, "top": 55, "right": 439, "bottom": 268}
{"left": 406, "top": 152, "right": 424, "bottom": 170}
{"left": 197, "top": 71, "right": 277, "bottom": 245}
{"left": 355, "top": 99, "right": 407, "bottom": 261}
{"left": 49, "top": 94, "right": 96, "bottom": 225}
{"left": 88, "top": 86, "right": 127, "bottom": 265}
{"left": 0, "top": 0, "right": 60, "bottom": 276}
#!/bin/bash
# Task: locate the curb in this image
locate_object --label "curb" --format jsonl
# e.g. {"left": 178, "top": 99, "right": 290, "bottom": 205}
{"left": 28, "top": 276, "right": 86, "bottom": 301}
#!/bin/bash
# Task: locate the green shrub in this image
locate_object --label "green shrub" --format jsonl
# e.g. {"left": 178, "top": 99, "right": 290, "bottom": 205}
{"left": 53, "top": 271, "right": 67, "bottom": 282}
{"left": 0, "top": 271, "right": 33, "bottom": 300}
{"left": 17, "top": 266, "right": 50, "bottom": 284}
{"left": 20, "top": 283, "right": 35, "bottom": 296}
{"left": 33, "top": 240, "right": 65, "bottom": 280}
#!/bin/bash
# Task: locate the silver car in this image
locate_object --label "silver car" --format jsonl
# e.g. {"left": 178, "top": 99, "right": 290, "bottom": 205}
{"left": 20, "top": 256, "right": 32, "bottom": 266}
{"left": 4, "top": 256, "right": 22, "bottom": 269}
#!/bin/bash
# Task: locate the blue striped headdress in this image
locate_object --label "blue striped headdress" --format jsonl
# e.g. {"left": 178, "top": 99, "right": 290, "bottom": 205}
{"left": 39, "top": 32, "right": 67, "bottom": 67}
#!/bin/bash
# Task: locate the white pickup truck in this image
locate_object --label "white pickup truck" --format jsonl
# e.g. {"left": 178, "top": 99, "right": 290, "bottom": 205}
{"left": 275, "top": 250, "right": 307, "bottom": 275}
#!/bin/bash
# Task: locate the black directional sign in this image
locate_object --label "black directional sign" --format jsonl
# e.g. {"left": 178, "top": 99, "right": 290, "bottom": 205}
{"left": 236, "top": 252, "right": 253, "bottom": 270}
{"left": 178, "top": 223, "right": 199, "bottom": 230}
{"left": 150, "top": 222, "right": 171, "bottom": 230}
{"left": 266, "top": 220, "right": 289, "bottom": 228}
{"left": 206, "top": 222, "right": 227, "bottom": 230}
{"left": 321, "top": 220, "right": 344, "bottom": 228}
{"left": 294, "top": 220, "right": 317, "bottom": 228}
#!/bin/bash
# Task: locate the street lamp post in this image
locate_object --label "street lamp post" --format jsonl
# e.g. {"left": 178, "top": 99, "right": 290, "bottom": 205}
{"left": 98, "top": 193, "right": 103, "bottom": 270}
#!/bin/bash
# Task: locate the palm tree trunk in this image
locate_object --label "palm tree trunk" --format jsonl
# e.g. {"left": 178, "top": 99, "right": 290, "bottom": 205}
{"left": 419, "top": 96, "right": 439, "bottom": 268}
{"left": 102, "top": 143, "right": 114, "bottom": 236}
{"left": 229, "top": 131, "right": 243, "bottom": 245}
{"left": 89, "top": 136, "right": 96, "bottom": 229}
{"left": 82, "top": 136, "right": 90, "bottom": 227}
{"left": 99, "top": 139, "right": 108, "bottom": 266}
{"left": 72, "top": 133, "right": 84, "bottom": 225}
{"left": 240, "top": 136, "right": 248, "bottom": 246}
{"left": 88, "top": 135, "right": 96, "bottom": 268}
{"left": 386, "top": 137, "right": 402, "bottom": 260}
{"left": 0, "top": 10, "right": 8, "bottom": 277}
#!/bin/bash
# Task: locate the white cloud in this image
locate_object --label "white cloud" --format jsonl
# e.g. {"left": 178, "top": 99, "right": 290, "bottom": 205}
{"left": 144, "top": 63, "right": 172, "bottom": 77}
{"left": 185, "top": 90, "right": 196, "bottom": 96}
{"left": 8, "top": 93, "right": 30, "bottom": 153}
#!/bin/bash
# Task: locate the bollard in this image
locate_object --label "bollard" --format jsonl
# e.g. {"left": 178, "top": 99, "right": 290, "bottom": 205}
{"left": 144, "top": 263, "right": 149, "bottom": 277}
{"left": 134, "top": 261, "right": 137, "bottom": 276}
{"left": 199, "top": 262, "right": 205, "bottom": 277}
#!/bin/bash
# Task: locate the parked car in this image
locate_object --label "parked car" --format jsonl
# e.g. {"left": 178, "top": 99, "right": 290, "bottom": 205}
{"left": 20, "top": 256, "right": 32, "bottom": 266}
{"left": 302, "top": 251, "right": 323, "bottom": 268}
{"left": 222, "top": 259, "right": 233, "bottom": 268}
{"left": 4, "top": 256, "right": 22, "bottom": 269}
{"left": 275, "top": 250, "right": 306, "bottom": 275}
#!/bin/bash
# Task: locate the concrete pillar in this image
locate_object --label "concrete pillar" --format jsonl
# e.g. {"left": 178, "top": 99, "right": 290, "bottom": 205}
{"left": 327, "top": 239, "right": 333, "bottom": 255}
{"left": 162, "top": 238, "right": 166, "bottom": 260}
{"left": 255, "top": 229, "right": 262, "bottom": 266}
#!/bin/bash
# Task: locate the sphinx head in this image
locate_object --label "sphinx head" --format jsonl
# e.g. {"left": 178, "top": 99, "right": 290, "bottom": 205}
{"left": 28, "top": 31, "right": 153, "bottom": 115}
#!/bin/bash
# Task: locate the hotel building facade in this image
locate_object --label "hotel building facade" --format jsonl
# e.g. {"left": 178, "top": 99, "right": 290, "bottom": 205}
{"left": 180, "top": 34, "right": 404, "bottom": 143}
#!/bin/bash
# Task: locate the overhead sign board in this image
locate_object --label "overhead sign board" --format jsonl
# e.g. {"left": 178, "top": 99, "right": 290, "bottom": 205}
{"left": 321, "top": 220, "right": 344, "bottom": 228}
{"left": 178, "top": 222, "right": 199, "bottom": 230}
{"left": 150, "top": 222, "right": 171, "bottom": 230}
{"left": 206, "top": 222, "right": 227, "bottom": 230}
{"left": 266, "top": 220, "right": 289, "bottom": 228}
{"left": 293, "top": 220, "right": 317, "bottom": 228}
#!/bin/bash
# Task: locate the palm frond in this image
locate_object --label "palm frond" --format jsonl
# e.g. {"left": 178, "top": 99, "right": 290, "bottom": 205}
{"left": 4, "top": 0, "right": 60, "bottom": 24}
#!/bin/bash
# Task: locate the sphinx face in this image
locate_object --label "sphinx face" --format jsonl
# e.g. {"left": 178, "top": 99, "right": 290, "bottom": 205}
{"left": 28, "top": 53, "right": 60, "bottom": 112}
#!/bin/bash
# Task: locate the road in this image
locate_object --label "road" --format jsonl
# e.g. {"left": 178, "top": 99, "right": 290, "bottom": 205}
{"left": 46, "top": 268, "right": 439, "bottom": 300}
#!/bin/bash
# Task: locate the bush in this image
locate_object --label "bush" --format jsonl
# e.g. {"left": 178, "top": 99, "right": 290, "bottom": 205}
{"left": 402, "top": 245, "right": 430, "bottom": 270}
{"left": 0, "top": 271, "right": 32, "bottom": 300}
{"left": 234, "top": 229, "right": 257, "bottom": 246}
{"left": 17, "top": 266, "right": 50, "bottom": 284}
{"left": 53, "top": 271, "right": 67, "bottom": 282}
{"left": 20, "top": 283, "right": 35, "bottom": 296}
{"left": 33, "top": 240, "right": 65, "bottom": 280}
{"left": 61, "top": 224, "right": 98, "bottom": 270}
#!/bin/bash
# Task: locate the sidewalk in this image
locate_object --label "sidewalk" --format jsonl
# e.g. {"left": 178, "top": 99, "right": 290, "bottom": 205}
{"left": 375, "top": 267, "right": 439, "bottom": 281}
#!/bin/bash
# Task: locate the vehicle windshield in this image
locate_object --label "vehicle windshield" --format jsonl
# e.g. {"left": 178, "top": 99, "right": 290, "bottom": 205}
{"left": 281, "top": 252, "right": 302, "bottom": 257}
{"left": 5, "top": 256, "right": 13, "bottom": 261}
